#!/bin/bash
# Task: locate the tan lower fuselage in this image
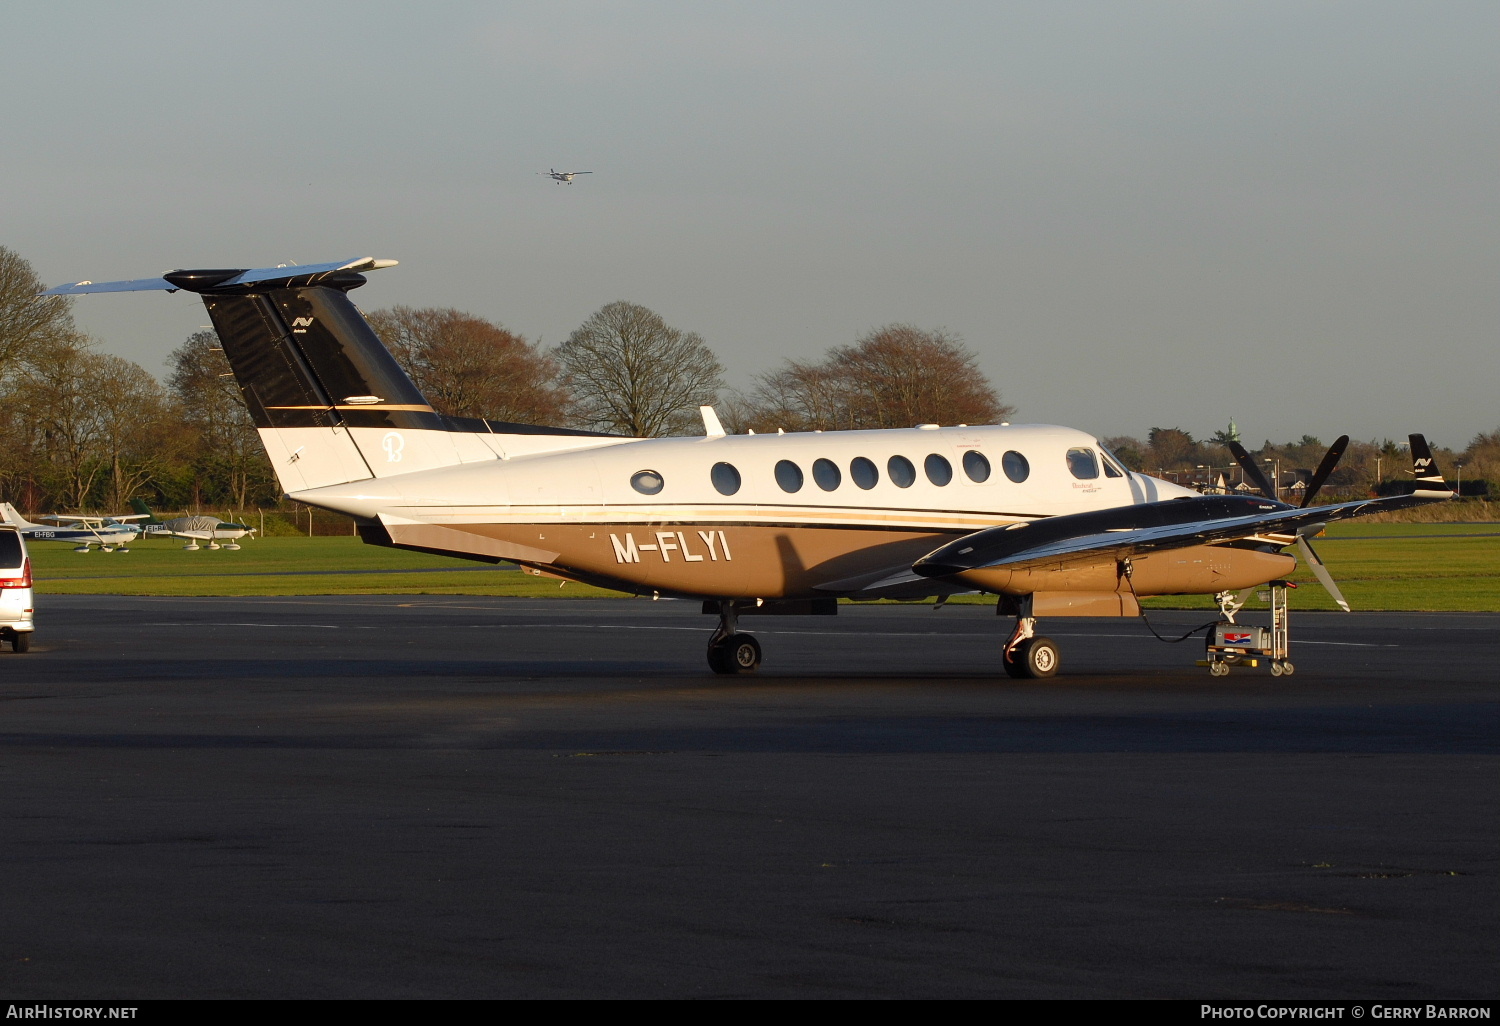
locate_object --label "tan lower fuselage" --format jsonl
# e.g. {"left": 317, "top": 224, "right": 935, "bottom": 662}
{"left": 377, "top": 518, "right": 1297, "bottom": 603}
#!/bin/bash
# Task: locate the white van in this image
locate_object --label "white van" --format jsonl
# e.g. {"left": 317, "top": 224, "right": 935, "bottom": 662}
{"left": 0, "top": 525, "right": 34, "bottom": 652}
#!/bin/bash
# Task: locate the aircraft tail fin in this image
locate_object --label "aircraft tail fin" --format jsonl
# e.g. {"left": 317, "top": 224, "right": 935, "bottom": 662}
{"left": 0, "top": 503, "right": 33, "bottom": 528}
{"left": 128, "top": 498, "right": 161, "bottom": 524}
{"left": 45, "top": 259, "right": 616, "bottom": 498}
{"left": 1408, "top": 434, "right": 1454, "bottom": 498}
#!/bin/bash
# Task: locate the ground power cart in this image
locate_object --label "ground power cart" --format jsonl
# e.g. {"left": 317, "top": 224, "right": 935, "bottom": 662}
{"left": 1199, "top": 581, "right": 1293, "bottom": 676}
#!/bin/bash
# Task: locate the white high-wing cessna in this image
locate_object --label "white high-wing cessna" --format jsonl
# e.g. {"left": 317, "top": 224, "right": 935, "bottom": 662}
{"left": 0, "top": 503, "right": 143, "bottom": 553}
{"left": 42, "top": 258, "right": 1454, "bottom": 676}
{"left": 539, "top": 169, "right": 591, "bottom": 184}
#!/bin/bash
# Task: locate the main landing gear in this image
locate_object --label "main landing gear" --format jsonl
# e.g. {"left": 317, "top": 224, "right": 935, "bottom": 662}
{"left": 1001, "top": 598, "right": 1060, "bottom": 679}
{"left": 706, "top": 600, "right": 761, "bottom": 675}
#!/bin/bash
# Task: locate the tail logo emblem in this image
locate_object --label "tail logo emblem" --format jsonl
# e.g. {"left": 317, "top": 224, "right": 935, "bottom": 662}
{"left": 382, "top": 433, "right": 405, "bottom": 463}
{"left": 291, "top": 316, "right": 314, "bottom": 334}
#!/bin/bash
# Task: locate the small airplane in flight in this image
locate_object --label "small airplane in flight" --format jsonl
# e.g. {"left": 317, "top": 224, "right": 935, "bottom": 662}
{"left": 0, "top": 503, "right": 143, "bottom": 553}
{"left": 129, "top": 501, "right": 255, "bottom": 550}
{"left": 539, "top": 169, "right": 592, "bottom": 184}
{"left": 42, "top": 257, "right": 1455, "bottom": 678}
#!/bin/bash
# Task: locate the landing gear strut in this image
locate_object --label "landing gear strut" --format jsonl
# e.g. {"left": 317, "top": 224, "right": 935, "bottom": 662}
{"left": 1001, "top": 597, "right": 1059, "bottom": 679}
{"left": 706, "top": 600, "right": 761, "bottom": 675}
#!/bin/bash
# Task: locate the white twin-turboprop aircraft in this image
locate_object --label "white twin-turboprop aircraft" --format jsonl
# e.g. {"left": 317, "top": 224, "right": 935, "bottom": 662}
{"left": 42, "top": 258, "right": 1454, "bottom": 677}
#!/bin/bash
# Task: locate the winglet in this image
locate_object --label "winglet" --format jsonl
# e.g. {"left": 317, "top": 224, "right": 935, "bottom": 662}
{"left": 1408, "top": 434, "right": 1454, "bottom": 499}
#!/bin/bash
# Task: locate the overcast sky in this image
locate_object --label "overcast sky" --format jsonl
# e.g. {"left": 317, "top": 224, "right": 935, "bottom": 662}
{"left": 4, "top": 1, "right": 1496, "bottom": 448}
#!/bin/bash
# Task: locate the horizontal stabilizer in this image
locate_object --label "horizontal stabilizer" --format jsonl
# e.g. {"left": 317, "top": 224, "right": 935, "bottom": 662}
{"left": 41, "top": 258, "right": 397, "bottom": 296}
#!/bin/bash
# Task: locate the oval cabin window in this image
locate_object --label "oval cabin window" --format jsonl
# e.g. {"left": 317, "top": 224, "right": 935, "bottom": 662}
{"left": 1002, "top": 451, "right": 1030, "bottom": 483}
{"left": 812, "top": 458, "right": 841, "bottom": 491}
{"left": 1066, "top": 447, "right": 1100, "bottom": 480}
{"left": 962, "top": 450, "right": 990, "bottom": 483}
{"left": 850, "top": 457, "right": 879, "bottom": 490}
{"left": 711, "top": 462, "right": 741, "bottom": 496}
{"left": 631, "top": 470, "right": 665, "bottom": 495}
{"left": 925, "top": 453, "right": 953, "bottom": 486}
{"left": 887, "top": 455, "right": 916, "bottom": 488}
{"left": 775, "top": 460, "right": 804, "bottom": 493}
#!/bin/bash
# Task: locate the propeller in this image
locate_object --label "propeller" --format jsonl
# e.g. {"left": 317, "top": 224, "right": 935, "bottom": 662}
{"left": 1300, "top": 435, "right": 1348, "bottom": 507}
{"left": 1226, "top": 435, "right": 1353, "bottom": 610}
{"left": 1295, "top": 530, "right": 1351, "bottom": 611}
{"left": 1226, "top": 441, "right": 1277, "bottom": 499}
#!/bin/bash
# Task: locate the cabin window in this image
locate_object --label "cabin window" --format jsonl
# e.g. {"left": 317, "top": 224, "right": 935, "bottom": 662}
{"left": 1066, "top": 447, "right": 1100, "bottom": 480}
{"left": 962, "top": 450, "right": 990, "bottom": 483}
{"left": 1002, "top": 451, "right": 1030, "bottom": 483}
{"left": 925, "top": 453, "right": 953, "bottom": 486}
{"left": 711, "top": 462, "right": 741, "bottom": 496}
{"left": 887, "top": 455, "right": 916, "bottom": 488}
{"left": 812, "top": 458, "right": 841, "bottom": 491}
{"left": 850, "top": 456, "right": 879, "bottom": 490}
{"left": 631, "top": 470, "right": 665, "bottom": 495}
{"left": 775, "top": 459, "right": 804, "bottom": 493}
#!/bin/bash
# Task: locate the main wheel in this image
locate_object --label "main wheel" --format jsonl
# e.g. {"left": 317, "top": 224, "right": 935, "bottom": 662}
{"left": 707, "top": 633, "right": 761, "bottom": 675}
{"left": 1005, "top": 636, "right": 1060, "bottom": 679}
{"left": 12, "top": 632, "right": 30, "bottom": 653}
{"left": 727, "top": 633, "right": 761, "bottom": 672}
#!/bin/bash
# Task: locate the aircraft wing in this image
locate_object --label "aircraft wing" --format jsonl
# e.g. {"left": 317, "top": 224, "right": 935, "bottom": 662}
{"left": 915, "top": 435, "right": 1452, "bottom": 579}
{"left": 823, "top": 434, "right": 1452, "bottom": 594}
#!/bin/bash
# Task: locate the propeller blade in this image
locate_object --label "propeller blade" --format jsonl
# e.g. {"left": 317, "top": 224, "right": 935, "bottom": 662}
{"left": 1227, "top": 441, "right": 1277, "bottom": 499}
{"left": 1295, "top": 534, "right": 1350, "bottom": 612}
{"left": 1300, "top": 435, "right": 1349, "bottom": 508}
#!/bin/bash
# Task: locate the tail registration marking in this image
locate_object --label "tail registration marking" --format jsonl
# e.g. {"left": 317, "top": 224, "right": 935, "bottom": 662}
{"left": 610, "top": 531, "right": 731, "bottom": 564}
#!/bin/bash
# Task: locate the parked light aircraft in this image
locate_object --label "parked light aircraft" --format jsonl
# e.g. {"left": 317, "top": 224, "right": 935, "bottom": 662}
{"left": 539, "top": 169, "right": 591, "bottom": 184}
{"left": 128, "top": 500, "right": 255, "bottom": 550}
{"left": 42, "top": 258, "right": 1454, "bottom": 676}
{"left": 0, "top": 503, "right": 142, "bottom": 553}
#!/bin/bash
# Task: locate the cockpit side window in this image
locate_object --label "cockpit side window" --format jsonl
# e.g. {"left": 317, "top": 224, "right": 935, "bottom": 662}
{"left": 1099, "top": 450, "right": 1127, "bottom": 478}
{"left": 1066, "top": 447, "right": 1100, "bottom": 480}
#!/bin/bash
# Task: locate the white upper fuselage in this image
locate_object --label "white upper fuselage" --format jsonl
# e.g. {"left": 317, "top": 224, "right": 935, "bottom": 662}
{"left": 292, "top": 423, "right": 1197, "bottom": 531}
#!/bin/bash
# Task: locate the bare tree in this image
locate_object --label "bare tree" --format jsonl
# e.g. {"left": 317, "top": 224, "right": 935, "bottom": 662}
{"left": 92, "top": 355, "right": 181, "bottom": 511}
{"left": 554, "top": 301, "right": 723, "bottom": 436}
{"left": 367, "top": 307, "right": 570, "bottom": 424}
{"left": 6, "top": 341, "right": 182, "bottom": 511}
{"left": 0, "top": 246, "right": 76, "bottom": 379}
{"left": 743, "top": 324, "right": 1011, "bottom": 432}
{"left": 168, "top": 330, "right": 269, "bottom": 509}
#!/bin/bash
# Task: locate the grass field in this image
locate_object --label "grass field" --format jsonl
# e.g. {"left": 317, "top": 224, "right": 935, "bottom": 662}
{"left": 26, "top": 522, "right": 1500, "bottom": 610}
